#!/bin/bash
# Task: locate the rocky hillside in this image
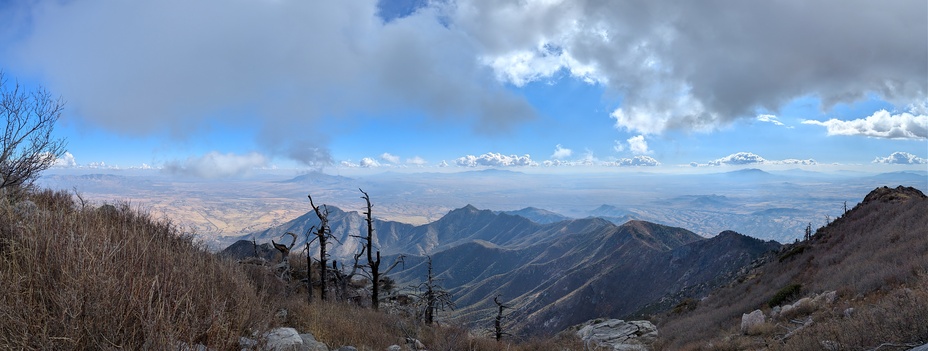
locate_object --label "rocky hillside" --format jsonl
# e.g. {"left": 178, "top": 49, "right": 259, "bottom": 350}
{"left": 389, "top": 220, "right": 779, "bottom": 336}
{"left": 655, "top": 185, "right": 928, "bottom": 350}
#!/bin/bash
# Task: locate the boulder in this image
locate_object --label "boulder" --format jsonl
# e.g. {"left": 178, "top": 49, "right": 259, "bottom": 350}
{"left": 265, "top": 328, "right": 305, "bottom": 350}
{"left": 812, "top": 290, "right": 837, "bottom": 305}
{"left": 909, "top": 343, "right": 928, "bottom": 351}
{"left": 300, "top": 333, "right": 330, "bottom": 351}
{"left": 386, "top": 346, "right": 402, "bottom": 351}
{"left": 740, "top": 310, "right": 765, "bottom": 334}
{"left": 575, "top": 319, "right": 658, "bottom": 350}
{"left": 336, "top": 347, "right": 357, "bottom": 351}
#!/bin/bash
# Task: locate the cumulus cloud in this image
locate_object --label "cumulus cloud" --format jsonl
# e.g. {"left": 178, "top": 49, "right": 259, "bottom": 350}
{"left": 163, "top": 151, "right": 267, "bottom": 178}
{"left": 438, "top": 160, "right": 449, "bottom": 167}
{"left": 452, "top": 0, "right": 925, "bottom": 134}
{"left": 455, "top": 152, "right": 537, "bottom": 167}
{"left": 707, "top": 152, "right": 767, "bottom": 166}
{"left": 380, "top": 153, "right": 400, "bottom": 164}
{"left": 551, "top": 144, "right": 572, "bottom": 159}
{"left": 604, "top": 156, "right": 661, "bottom": 167}
{"left": 359, "top": 157, "right": 381, "bottom": 168}
{"left": 613, "top": 140, "right": 625, "bottom": 153}
{"left": 406, "top": 156, "right": 427, "bottom": 166}
{"left": 757, "top": 114, "right": 785, "bottom": 126}
{"left": 705, "top": 152, "right": 816, "bottom": 166}
{"left": 52, "top": 151, "right": 76, "bottom": 167}
{"left": 626, "top": 135, "right": 651, "bottom": 155}
{"left": 873, "top": 152, "right": 927, "bottom": 165}
{"left": 802, "top": 109, "right": 927, "bottom": 139}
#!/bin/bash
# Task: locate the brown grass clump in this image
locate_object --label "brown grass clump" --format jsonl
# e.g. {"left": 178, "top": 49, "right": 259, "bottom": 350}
{"left": 0, "top": 189, "right": 271, "bottom": 349}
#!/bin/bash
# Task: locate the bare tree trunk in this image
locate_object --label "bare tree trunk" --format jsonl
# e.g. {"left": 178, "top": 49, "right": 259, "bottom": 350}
{"left": 493, "top": 295, "right": 510, "bottom": 342}
{"left": 360, "top": 189, "right": 382, "bottom": 310}
{"left": 308, "top": 194, "right": 332, "bottom": 302}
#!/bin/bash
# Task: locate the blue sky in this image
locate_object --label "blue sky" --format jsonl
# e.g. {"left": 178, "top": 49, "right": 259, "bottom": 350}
{"left": 1, "top": 0, "right": 926, "bottom": 177}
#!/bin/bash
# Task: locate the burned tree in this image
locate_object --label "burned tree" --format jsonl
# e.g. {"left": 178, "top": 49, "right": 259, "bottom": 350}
{"left": 271, "top": 232, "right": 298, "bottom": 283}
{"left": 414, "top": 256, "right": 454, "bottom": 325}
{"left": 307, "top": 194, "right": 336, "bottom": 301}
{"left": 359, "top": 188, "right": 383, "bottom": 309}
{"left": 493, "top": 295, "right": 512, "bottom": 342}
{"left": 354, "top": 189, "right": 406, "bottom": 310}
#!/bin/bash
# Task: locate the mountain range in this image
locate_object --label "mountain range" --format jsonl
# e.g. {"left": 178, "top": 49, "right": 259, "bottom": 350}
{"left": 224, "top": 200, "right": 782, "bottom": 336}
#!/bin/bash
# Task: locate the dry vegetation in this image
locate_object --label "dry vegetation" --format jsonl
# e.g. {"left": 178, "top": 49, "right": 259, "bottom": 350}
{"left": 0, "top": 189, "right": 270, "bottom": 349}
{"left": 0, "top": 188, "right": 584, "bottom": 350}
{"left": 655, "top": 186, "right": 928, "bottom": 350}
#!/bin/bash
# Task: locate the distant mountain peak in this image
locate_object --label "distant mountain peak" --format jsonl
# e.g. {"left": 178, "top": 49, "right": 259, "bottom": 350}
{"left": 863, "top": 185, "right": 927, "bottom": 204}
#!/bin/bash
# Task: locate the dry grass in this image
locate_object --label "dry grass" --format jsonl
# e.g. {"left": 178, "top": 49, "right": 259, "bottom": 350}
{"left": 655, "top": 188, "right": 928, "bottom": 349}
{"left": 0, "top": 188, "right": 585, "bottom": 350}
{"left": 0, "top": 189, "right": 271, "bottom": 350}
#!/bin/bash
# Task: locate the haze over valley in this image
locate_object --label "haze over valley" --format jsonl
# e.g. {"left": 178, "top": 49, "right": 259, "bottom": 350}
{"left": 39, "top": 167, "right": 927, "bottom": 247}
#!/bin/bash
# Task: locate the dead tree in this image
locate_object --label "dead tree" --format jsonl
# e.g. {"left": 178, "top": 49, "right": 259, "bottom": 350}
{"left": 307, "top": 194, "right": 336, "bottom": 301}
{"left": 414, "top": 256, "right": 454, "bottom": 325}
{"left": 271, "top": 232, "right": 297, "bottom": 283}
{"left": 359, "top": 188, "right": 383, "bottom": 309}
{"left": 804, "top": 222, "right": 812, "bottom": 241}
{"left": 493, "top": 294, "right": 512, "bottom": 342}
{"left": 331, "top": 247, "right": 366, "bottom": 303}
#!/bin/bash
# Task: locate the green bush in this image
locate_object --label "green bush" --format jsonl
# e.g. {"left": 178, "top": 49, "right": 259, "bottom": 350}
{"left": 768, "top": 283, "right": 802, "bottom": 307}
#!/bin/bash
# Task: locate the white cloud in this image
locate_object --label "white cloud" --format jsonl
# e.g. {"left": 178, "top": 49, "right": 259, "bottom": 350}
{"left": 776, "top": 159, "right": 817, "bottom": 165}
{"left": 130, "top": 163, "right": 154, "bottom": 170}
{"left": 707, "top": 152, "right": 767, "bottom": 166}
{"left": 551, "top": 144, "right": 572, "bottom": 159}
{"left": 802, "top": 110, "right": 927, "bottom": 139}
{"left": 873, "top": 152, "right": 927, "bottom": 165}
{"left": 380, "top": 153, "right": 400, "bottom": 164}
{"left": 406, "top": 156, "right": 428, "bottom": 166}
{"left": 163, "top": 151, "right": 267, "bottom": 178}
{"left": 757, "top": 114, "right": 785, "bottom": 126}
{"left": 455, "top": 152, "right": 537, "bottom": 167}
{"left": 613, "top": 140, "right": 625, "bottom": 152}
{"left": 438, "top": 160, "right": 449, "bottom": 167}
{"left": 359, "top": 157, "right": 381, "bottom": 168}
{"left": 627, "top": 135, "right": 650, "bottom": 155}
{"left": 456, "top": 1, "right": 925, "bottom": 134}
{"left": 706, "top": 152, "right": 816, "bottom": 166}
{"left": 52, "top": 151, "right": 77, "bottom": 167}
{"left": 689, "top": 162, "right": 699, "bottom": 167}
{"left": 86, "top": 161, "right": 118, "bottom": 169}
{"left": 604, "top": 156, "right": 661, "bottom": 167}
{"left": 340, "top": 160, "right": 358, "bottom": 168}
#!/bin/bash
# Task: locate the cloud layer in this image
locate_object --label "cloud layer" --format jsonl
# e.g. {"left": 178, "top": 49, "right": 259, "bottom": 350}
{"left": 873, "top": 152, "right": 927, "bottom": 165}
{"left": 455, "top": 153, "right": 537, "bottom": 167}
{"left": 704, "top": 152, "right": 816, "bottom": 166}
{"left": 4, "top": 0, "right": 535, "bottom": 165}
{"left": 163, "top": 151, "right": 267, "bottom": 178}
{"left": 803, "top": 109, "right": 927, "bottom": 139}
{"left": 458, "top": 0, "right": 926, "bottom": 134}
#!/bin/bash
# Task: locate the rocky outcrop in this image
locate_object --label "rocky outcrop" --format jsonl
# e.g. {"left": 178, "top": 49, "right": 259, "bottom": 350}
{"left": 575, "top": 319, "right": 658, "bottom": 350}
{"left": 740, "top": 310, "right": 765, "bottom": 334}
{"left": 240, "top": 327, "right": 329, "bottom": 351}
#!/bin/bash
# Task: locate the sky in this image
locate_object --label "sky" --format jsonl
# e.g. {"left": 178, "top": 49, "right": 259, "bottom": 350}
{"left": 1, "top": 0, "right": 926, "bottom": 178}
